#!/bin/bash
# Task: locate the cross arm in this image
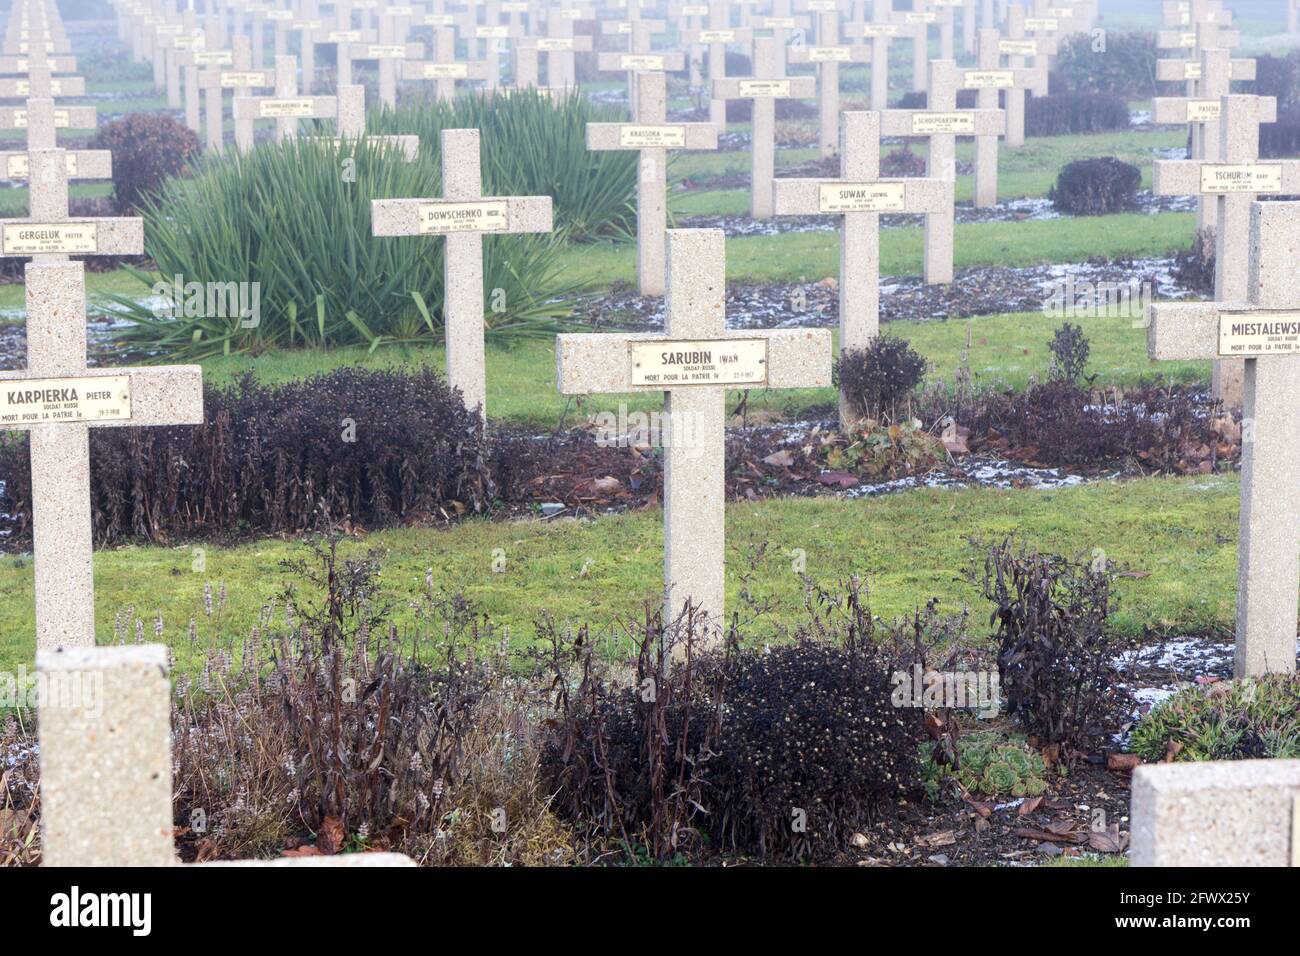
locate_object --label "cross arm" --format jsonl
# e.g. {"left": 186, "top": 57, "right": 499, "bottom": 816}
{"left": 1152, "top": 154, "right": 1299, "bottom": 197}
{"left": 0, "top": 365, "right": 203, "bottom": 428}
{"left": 2, "top": 150, "right": 112, "bottom": 180}
{"left": 879, "top": 108, "right": 1005, "bottom": 137}
{"left": 371, "top": 196, "right": 553, "bottom": 236}
{"left": 712, "top": 76, "right": 816, "bottom": 98}
{"left": 0, "top": 56, "right": 75, "bottom": 71}
{"left": 787, "top": 44, "right": 871, "bottom": 66}
{"left": 357, "top": 42, "right": 424, "bottom": 60}
{"left": 401, "top": 60, "right": 491, "bottom": 81}
{"left": 555, "top": 329, "right": 832, "bottom": 394}
{"left": 200, "top": 68, "right": 276, "bottom": 90}
{"left": 0, "top": 77, "right": 86, "bottom": 96}
{"left": 596, "top": 52, "right": 687, "bottom": 72}
{"left": 1153, "top": 96, "right": 1218, "bottom": 124}
{"left": 232, "top": 95, "right": 338, "bottom": 121}
{"left": 0, "top": 217, "right": 142, "bottom": 257}
{"left": 1147, "top": 300, "right": 1244, "bottom": 361}
{"left": 0, "top": 105, "right": 97, "bottom": 130}
{"left": 681, "top": 28, "right": 755, "bottom": 44}
{"left": 773, "top": 175, "right": 953, "bottom": 216}
{"left": 586, "top": 121, "right": 718, "bottom": 150}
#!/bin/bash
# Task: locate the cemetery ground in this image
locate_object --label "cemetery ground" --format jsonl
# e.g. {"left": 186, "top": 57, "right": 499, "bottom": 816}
{"left": 2, "top": 19, "right": 1298, "bottom": 871}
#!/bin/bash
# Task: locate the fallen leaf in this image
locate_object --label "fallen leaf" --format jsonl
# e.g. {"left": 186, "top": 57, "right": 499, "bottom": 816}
{"left": 1018, "top": 796, "right": 1044, "bottom": 816}
{"left": 1107, "top": 753, "right": 1141, "bottom": 773}
{"left": 763, "top": 449, "right": 796, "bottom": 467}
{"left": 281, "top": 846, "right": 322, "bottom": 858}
{"left": 817, "top": 470, "right": 859, "bottom": 488}
{"left": 317, "top": 816, "right": 346, "bottom": 855}
{"left": 920, "top": 830, "right": 957, "bottom": 848}
{"left": 1088, "top": 824, "right": 1130, "bottom": 854}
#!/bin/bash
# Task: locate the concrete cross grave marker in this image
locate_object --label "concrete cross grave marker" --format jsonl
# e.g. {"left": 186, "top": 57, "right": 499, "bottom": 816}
{"left": 196, "top": 35, "right": 274, "bottom": 153}
{"left": 533, "top": 4, "right": 595, "bottom": 91}
{"left": 0, "top": 67, "right": 85, "bottom": 100}
{"left": 350, "top": 28, "right": 423, "bottom": 108}
{"left": 680, "top": 1, "right": 754, "bottom": 133}
{"left": 786, "top": 9, "right": 870, "bottom": 160}
{"left": 1152, "top": 94, "right": 1300, "bottom": 406}
{"left": 774, "top": 111, "right": 952, "bottom": 427}
{"left": 955, "top": 28, "right": 1043, "bottom": 207}
{"left": 587, "top": 70, "right": 717, "bottom": 296}
{"left": 37, "top": 644, "right": 416, "bottom": 866}
{"left": 596, "top": 16, "right": 675, "bottom": 115}
{"left": 556, "top": 229, "right": 831, "bottom": 639}
{"left": 1131, "top": 758, "right": 1300, "bottom": 866}
{"left": 372, "top": 129, "right": 553, "bottom": 420}
{"left": 1001, "top": 4, "right": 1054, "bottom": 149}
{"left": 310, "top": 85, "right": 419, "bottom": 160}
{"left": 1155, "top": 46, "right": 1256, "bottom": 233}
{"left": 0, "top": 149, "right": 202, "bottom": 650}
{"left": 667, "top": 0, "right": 711, "bottom": 89}
{"left": 1148, "top": 199, "right": 1300, "bottom": 678}
{"left": 0, "top": 95, "right": 108, "bottom": 186}
{"left": 842, "top": 3, "right": 912, "bottom": 111}
{"left": 401, "top": 26, "right": 492, "bottom": 102}
{"left": 756, "top": 0, "right": 810, "bottom": 76}
{"left": 712, "top": 36, "right": 815, "bottom": 219}
{"left": 232, "top": 55, "right": 337, "bottom": 151}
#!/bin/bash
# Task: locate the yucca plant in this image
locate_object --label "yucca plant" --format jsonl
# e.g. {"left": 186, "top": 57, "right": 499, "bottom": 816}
{"left": 108, "top": 136, "right": 580, "bottom": 361}
{"left": 369, "top": 88, "right": 637, "bottom": 242}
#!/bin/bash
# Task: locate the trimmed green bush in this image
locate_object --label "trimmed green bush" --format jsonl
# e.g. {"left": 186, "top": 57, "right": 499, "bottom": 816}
{"left": 109, "top": 137, "right": 579, "bottom": 359}
{"left": 1048, "top": 157, "right": 1141, "bottom": 215}
{"left": 92, "top": 112, "right": 202, "bottom": 212}
{"left": 368, "top": 88, "right": 637, "bottom": 242}
{"left": 1131, "top": 675, "right": 1300, "bottom": 762}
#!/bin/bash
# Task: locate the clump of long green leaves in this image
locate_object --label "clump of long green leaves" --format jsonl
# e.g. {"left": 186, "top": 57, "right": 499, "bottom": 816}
{"left": 369, "top": 88, "right": 637, "bottom": 242}
{"left": 109, "top": 136, "right": 580, "bottom": 361}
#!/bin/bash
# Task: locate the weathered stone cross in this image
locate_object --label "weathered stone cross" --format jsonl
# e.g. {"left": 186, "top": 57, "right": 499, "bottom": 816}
{"left": 713, "top": 36, "right": 815, "bottom": 220}
{"left": 786, "top": 9, "right": 870, "bottom": 160}
{"left": 1155, "top": 44, "right": 1256, "bottom": 233}
{"left": 955, "top": 28, "right": 1044, "bottom": 207}
{"left": 0, "top": 150, "right": 202, "bottom": 650}
{"left": 372, "top": 129, "right": 553, "bottom": 420}
{"left": 1148, "top": 199, "right": 1300, "bottom": 678}
{"left": 1000, "top": 4, "right": 1054, "bottom": 149}
{"left": 587, "top": 71, "right": 717, "bottom": 296}
{"left": 681, "top": 1, "right": 754, "bottom": 133}
{"left": 0, "top": 95, "right": 107, "bottom": 184}
{"left": 196, "top": 35, "right": 274, "bottom": 154}
{"left": 231, "top": 55, "right": 337, "bottom": 151}
{"left": 844, "top": 0, "right": 924, "bottom": 110}
{"left": 1152, "top": 94, "right": 1300, "bottom": 406}
{"left": 401, "top": 26, "right": 491, "bottom": 102}
{"left": 556, "top": 229, "right": 831, "bottom": 639}
{"left": 774, "top": 111, "right": 953, "bottom": 428}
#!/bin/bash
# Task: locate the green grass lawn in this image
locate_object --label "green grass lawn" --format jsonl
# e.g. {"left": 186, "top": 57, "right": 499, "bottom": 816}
{"left": 0, "top": 472, "right": 1242, "bottom": 673}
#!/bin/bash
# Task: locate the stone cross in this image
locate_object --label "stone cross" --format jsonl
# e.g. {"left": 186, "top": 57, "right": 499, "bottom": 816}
{"left": 1155, "top": 46, "right": 1256, "bottom": 233}
{"left": 372, "top": 129, "right": 553, "bottom": 420}
{"left": 291, "top": 8, "right": 326, "bottom": 92}
{"left": 402, "top": 26, "right": 491, "bottom": 102}
{"left": 231, "top": 55, "right": 338, "bottom": 152}
{"left": 324, "top": 22, "right": 378, "bottom": 91}
{"left": 713, "top": 36, "right": 815, "bottom": 220}
{"left": 37, "top": 644, "right": 416, "bottom": 867}
{"left": 318, "top": 85, "right": 419, "bottom": 161}
{"left": 587, "top": 71, "right": 717, "bottom": 296}
{"left": 556, "top": 229, "right": 831, "bottom": 638}
{"left": 597, "top": 16, "right": 672, "bottom": 115}
{"left": 681, "top": 1, "right": 754, "bottom": 133}
{"left": 757, "top": 0, "right": 810, "bottom": 76}
{"left": 842, "top": 1, "right": 920, "bottom": 110}
{"left": 351, "top": 33, "right": 423, "bottom": 108}
{"left": 668, "top": 0, "right": 711, "bottom": 88}
{"left": 196, "top": 36, "right": 273, "bottom": 154}
{"left": 1131, "top": 758, "right": 1300, "bottom": 867}
{"left": 955, "top": 29, "right": 1042, "bottom": 208}
{"left": 175, "top": 21, "right": 222, "bottom": 135}
{"left": 1157, "top": 14, "right": 1239, "bottom": 64}
{"left": 0, "top": 95, "right": 107, "bottom": 185}
{"left": 774, "top": 111, "right": 952, "bottom": 427}
{"left": 0, "top": 69, "right": 85, "bottom": 100}
{"left": 1148, "top": 199, "right": 1300, "bottom": 678}
{"left": 0, "top": 150, "right": 202, "bottom": 650}
{"left": 535, "top": 4, "right": 595, "bottom": 90}
{"left": 1153, "top": 94, "right": 1300, "bottom": 406}
{"left": 786, "top": 10, "right": 870, "bottom": 160}
{"left": 1161, "top": 0, "right": 1229, "bottom": 29}
{"left": 901, "top": 0, "right": 939, "bottom": 92}
{"left": 468, "top": 17, "right": 524, "bottom": 90}
{"left": 1001, "top": 4, "right": 1054, "bottom": 149}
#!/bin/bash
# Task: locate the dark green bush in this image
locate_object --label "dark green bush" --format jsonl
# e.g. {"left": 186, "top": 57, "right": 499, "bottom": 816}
{"left": 833, "top": 335, "right": 929, "bottom": 423}
{"left": 1025, "top": 92, "right": 1130, "bottom": 136}
{"left": 92, "top": 112, "right": 202, "bottom": 212}
{"left": 881, "top": 145, "right": 928, "bottom": 177}
{"left": 1251, "top": 51, "right": 1300, "bottom": 113}
{"left": 0, "top": 368, "right": 495, "bottom": 548}
{"left": 1260, "top": 105, "right": 1300, "bottom": 159}
{"left": 369, "top": 88, "right": 637, "bottom": 242}
{"left": 109, "top": 137, "right": 578, "bottom": 359}
{"left": 1131, "top": 675, "right": 1300, "bottom": 762}
{"left": 1048, "top": 322, "right": 1091, "bottom": 384}
{"left": 1048, "top": 156, "right": 1141, "bottom": 215}
{"left": 1052, "top": 30, "right": 1157, "bottom": 98}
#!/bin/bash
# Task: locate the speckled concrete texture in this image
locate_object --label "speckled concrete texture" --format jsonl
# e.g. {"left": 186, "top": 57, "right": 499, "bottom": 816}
{"left": 38, "top": 645, "right": 176, "bottom": 866}
{"left": 1131, "top": 759, "right": 1300, "bottom": 866}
